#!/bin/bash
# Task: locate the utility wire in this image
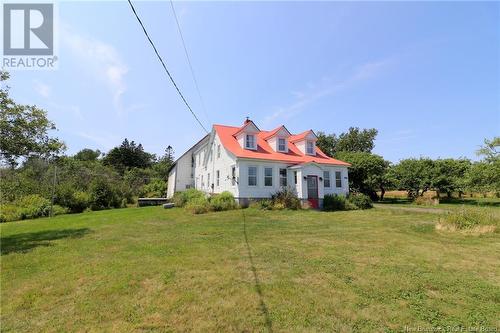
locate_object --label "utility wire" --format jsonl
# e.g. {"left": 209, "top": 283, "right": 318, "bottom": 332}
{"left": 169, "top": 0, "right": 211, "bottom": 125}
{"left": 127, "top": 0, "right": 209, "bottom": 134}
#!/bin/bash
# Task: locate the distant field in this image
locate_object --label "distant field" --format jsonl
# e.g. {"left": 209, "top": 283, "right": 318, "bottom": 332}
{"left": 382, "top": 190, "right": 499, "bottom": 200}
{"left": 1, "top": 207, "right": 499, "bottom": 332}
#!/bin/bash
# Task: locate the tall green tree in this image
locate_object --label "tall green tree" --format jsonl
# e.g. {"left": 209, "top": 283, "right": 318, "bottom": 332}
{"left": 102, "top": 139, "right": 154, "bottom": 174}
{"left": 391, "top": 158, "right": 435, "bottom": 198}
{"left": 74, "top": 148, "right": 101, "bottom": 162}
{"left": 476, "top": 137, "right": 499, "bottom": 163}
{"left": 0, "top": 72, "right": 65, "bottom": 166}
{"left": 432, "top": 158, "right": 471, "bottom": 198}
{"left": 317, "top": 127, "right": 378, "bottom": 157}
{"left": 153, "top": 145, "right": 175, "bottom": 180}
{"left": 336, "top": 151, "right": 391, "bottom": 200}
{"left": 465, "top": 161, "right": 500, "bottom": 197}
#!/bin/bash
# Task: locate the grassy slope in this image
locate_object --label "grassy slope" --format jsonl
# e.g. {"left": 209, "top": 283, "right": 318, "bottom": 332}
{"left": 1, "top": 207, "right": 499, "bottom": 332}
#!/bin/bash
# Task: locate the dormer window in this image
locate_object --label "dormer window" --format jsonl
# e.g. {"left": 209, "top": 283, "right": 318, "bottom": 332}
{"left": 245, "top": 134, "right": 256, "bottom": 149}
{"left": 278, "top": 138, "right": 286, "bottom": 152}
{"left": 306, "top": 141, "right": 315, "bottom": 155}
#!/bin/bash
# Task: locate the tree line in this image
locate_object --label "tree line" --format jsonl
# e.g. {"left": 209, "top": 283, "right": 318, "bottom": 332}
{"left": 1, "top": 72, "right": 174, "bottom": 220}
{"left": 317, "top": 129, "right": 499, "bottom": 201}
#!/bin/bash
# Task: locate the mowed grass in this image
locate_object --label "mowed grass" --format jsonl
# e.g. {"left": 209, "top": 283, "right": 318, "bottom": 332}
{"left": 1, "top": 207, "right": 499, "bottom": 332}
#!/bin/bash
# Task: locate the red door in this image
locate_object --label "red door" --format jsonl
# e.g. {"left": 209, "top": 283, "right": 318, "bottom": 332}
{"left": 307, "top": 175, "right": 319, "bottom": 208}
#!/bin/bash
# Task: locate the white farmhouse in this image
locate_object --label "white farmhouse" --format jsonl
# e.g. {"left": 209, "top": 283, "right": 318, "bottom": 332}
{"left": 167, "top": 119, "right": 350, "bottom": 208}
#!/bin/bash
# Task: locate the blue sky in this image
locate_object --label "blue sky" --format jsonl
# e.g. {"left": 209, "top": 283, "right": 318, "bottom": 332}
{"left": 6, "top": 1, "right": 499, "bottom": 162}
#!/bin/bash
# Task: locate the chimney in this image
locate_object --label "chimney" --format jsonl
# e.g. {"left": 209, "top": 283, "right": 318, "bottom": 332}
{"left": 244, "top": 116, "right": 250, "bottom": 124}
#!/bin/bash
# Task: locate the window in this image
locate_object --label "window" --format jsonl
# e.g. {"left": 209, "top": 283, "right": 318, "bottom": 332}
{"left": 245, "top": 134, "right": 256, "bottom": 149}
{"left": 279, "top": 168, "right": 287, "bottom": 187}
{"left": 306, "top": 141, "right": 315, "bottom": 155}
{"left": 324, "top": 171, "right": 331, "bottom": 188}
{"left": 264, "top": 167, "right": 273, "bottom": 186}
{"left": 278, "top": 138, "right": 286, "bottom": 152}
{"left": 231, "top": 166, "right": 236, "bottom": 185}
{"left": 217, "top": 144, "right": 221, "bottom": 158}
{"left": 201, "top": 175, "right": 204, "bottom": 188}
{"left": 216, "top": 170, "right": 220, "bottom": 186}
{"left": 294, "top": 171, "right": 297, "bottom": 185}
{"left": 335, "top": 171, "right": 342, "bottom": 188}
{"left": 248, "top": 166, "right": 257, "bottom": 186}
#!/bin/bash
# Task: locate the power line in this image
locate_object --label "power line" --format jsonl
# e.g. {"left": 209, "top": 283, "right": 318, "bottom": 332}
{"left": 127, "top": 0, "right": 209, "bottom": 134}
{"left": 169, "top": 0, "right": 211, "bottom": 125}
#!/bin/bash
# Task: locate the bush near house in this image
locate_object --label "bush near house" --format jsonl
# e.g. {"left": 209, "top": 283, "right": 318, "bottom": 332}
{"left": 185, "top": 197, "right": 212, "bottom": 214}
{"left": 173, "top": 189, "right": 238, "bottom": 214}
{"left": 210, "top": 192, "right": 238, "bottom": 211}
{"left": 323, "top": 193, "right": 373, "bottom": 211}
{"left": 270, "top": 188, "right": 302, "bottom": 210}
{"left": 347, "top": 193, "right": 373, "bottom": 209}
{"left": 172, "top": 189, "right": 206, "bottom": 208}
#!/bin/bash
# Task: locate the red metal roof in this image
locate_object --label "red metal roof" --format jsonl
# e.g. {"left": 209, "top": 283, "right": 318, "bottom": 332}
{"left": 214, "top": 124, "right": 350, "bottom": 166}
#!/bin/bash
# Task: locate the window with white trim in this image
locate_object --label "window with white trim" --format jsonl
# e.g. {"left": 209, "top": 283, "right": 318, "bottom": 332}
{"left": 294, "top": 171, "right": 297, "bottom": 185}
{"left": 245, "top": 134, "right": 256, "bottom": 149}
{"left": 217, "top": 144, "right": 221, "bottom": 158}
{"left": 335, "top": 171, "right": 342, "bottom": 188}
{"left": 324, "top": 171, "right": 331, "bottom": 188}
{"left": 306, "top": 141, "right": 315, "bottom": 155}
{"left": 207, "top": 173, "right": 210, "bottom": 188}
{"left": 279, "top": 168, "right": 287, "bottom": 187}
{"left": 278, "top": 138, "right": 286, "bottom": 152}
{"left": 264, "top": 167, "right": 273, "bottom": 186}
{"left": 216, "top": 170, "right": 220, "bottom": 186}
{"left": 248, "top": 166, "right": 257, "bottom": 186}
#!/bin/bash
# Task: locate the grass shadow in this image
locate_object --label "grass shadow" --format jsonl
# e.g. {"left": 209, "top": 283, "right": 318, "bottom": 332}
{"left": 1, "top": 228, "right": 92, "bottom": 255}
{"left": 242, "top": 211, "right": 273, "bottom": 333}
{"left": 377, "top": 198, "right": 413, "bottom": 205}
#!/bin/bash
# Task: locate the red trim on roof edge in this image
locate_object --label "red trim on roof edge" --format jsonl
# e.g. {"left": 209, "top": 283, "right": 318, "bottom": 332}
{"left": 214, "top": 125, "right": 350, "bottom": 166}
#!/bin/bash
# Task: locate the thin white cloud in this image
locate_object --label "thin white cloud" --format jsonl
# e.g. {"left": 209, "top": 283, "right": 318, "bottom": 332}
{"left": 77, "top": 132, "right": 120, "bottom": 151}
{"left": 33, "top": 80, "right": 51, "bottom": 98}
{"left": 49, "top": 102, "right": 84, "bottom": 120}
{"left": 60, "top": 25, "right": 128, "bottom": 115}
{"left": 262, "top": 59, "right": 393, "bottom": 127}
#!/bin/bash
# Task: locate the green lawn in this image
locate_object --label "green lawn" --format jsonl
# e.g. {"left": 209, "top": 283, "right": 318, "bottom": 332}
{"left": 1, "top": 207, "right": 499, "bottom": 332}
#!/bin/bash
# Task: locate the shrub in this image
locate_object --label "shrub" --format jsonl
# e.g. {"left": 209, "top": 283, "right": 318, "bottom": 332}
{"left": 52, "top": 205, "right": 69, "bottom": 216}
{"left": 16, "top": 194, "right": 52, "bottom": 219}
{"left": 172, "top": 189, "right": 205, "bottom": 207}
{"left": 0, "top": 204, "right": 21, "bottom": 222}
{"left": 89, "top": 178, "right": 121, "bottom": 211}
{"left": 70, "top": 191, "right": 91, "bottom": 213}
{"left": 437, "top": 207, "right": 498, "bottom": 233}
{"left": 255, "top": 199, "right": 273, "bottom": 210}
{"left": 0, "top": 194, "right": 61, "bottom": 222}
{"left": 210, "top": 191, "right": 237, "bottom": 211}
{"left": 185, "top": 196, "right": 211, "bottom": 214}
{"left": 140, "top": 178, "right": 167, "bottom": 198}
{"left": 270, "top": 188, "right": 301, "bottom": 210}
{"left": 347, "top": 193, "right": 373, "bottom": 209}
{"left": 323, "top": 194, "right": 347, "bottom": 211}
